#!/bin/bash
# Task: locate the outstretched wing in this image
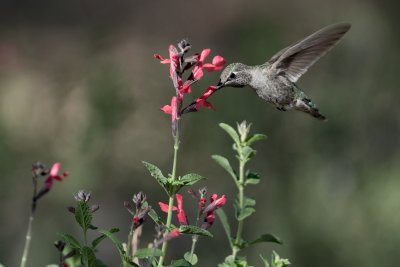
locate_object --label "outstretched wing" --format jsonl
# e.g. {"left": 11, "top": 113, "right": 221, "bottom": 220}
{"left": 267, "top": 23, "right": 351, "bottom": 82}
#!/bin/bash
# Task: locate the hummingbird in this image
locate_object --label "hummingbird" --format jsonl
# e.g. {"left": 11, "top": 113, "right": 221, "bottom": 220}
{"left": 217, "top": 23, "right": 351, "bottom": 120}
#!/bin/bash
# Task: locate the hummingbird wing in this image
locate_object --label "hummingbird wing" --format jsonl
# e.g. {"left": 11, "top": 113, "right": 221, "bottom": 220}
{"left": 268, "top": 23, "right": 351, "bottom": 83}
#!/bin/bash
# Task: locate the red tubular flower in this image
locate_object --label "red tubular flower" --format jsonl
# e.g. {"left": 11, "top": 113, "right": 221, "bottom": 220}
{"left": 202, "top": 194, "right": 227, "bottom": 229}
{"left": 195, "top": 85, "right": 219, "bottom": 111}
{"left": 160, "top": 96, "right": 178, "bottom": 122}
{"left": 158, "top": 194, "right": 188, "bottom": 225}
{"left": 203, "top": 55, "right": 225, "bottom": 71}
{"left": 45, "top": 163, "right": 68, "bottom": 190}
{"left": 175, "top": 194, "right": 188, "bottom": 225}
{"left": 168, "top": 228, "right": 180, "bottom": 238}
{"left": 158, "top": 202, "right": 178, "bottom": 213}
{"left": 192, "top": 49, "right": 225, "bottom": 80}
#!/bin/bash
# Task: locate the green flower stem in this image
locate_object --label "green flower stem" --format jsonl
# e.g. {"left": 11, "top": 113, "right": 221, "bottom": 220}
{"left": 232, "top": 146, "right": 246, "bottom": 259}
{"left": 158, "top": 124, "right": 180, "bottom": 267}
{"left": 20, "top": 175, "right": 38, "bottom": 267}
{"left": 20, "top": 213, "right": 34, "bottom": 267}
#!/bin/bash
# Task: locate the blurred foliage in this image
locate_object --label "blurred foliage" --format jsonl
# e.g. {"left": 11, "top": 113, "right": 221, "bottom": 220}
{"left": 0, "top": 0, "right": 399, "bottom": 266}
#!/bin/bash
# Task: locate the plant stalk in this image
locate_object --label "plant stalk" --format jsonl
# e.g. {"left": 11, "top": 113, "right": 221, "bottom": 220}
{"left": 158, "top": 125, "right": 180, "bottom": 267}
{"left": 20, "top": 174, "right": 38, "bottom": 267}
{"left": 232, "top": 149, "right": 246, "bottom": 258}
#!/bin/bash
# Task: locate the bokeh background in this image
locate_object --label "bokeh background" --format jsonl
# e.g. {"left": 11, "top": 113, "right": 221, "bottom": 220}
{"left": 1, "top": 0, "right": 399, "bottom": 266}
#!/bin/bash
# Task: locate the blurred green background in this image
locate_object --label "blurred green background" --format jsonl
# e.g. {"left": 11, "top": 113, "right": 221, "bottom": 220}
{"left": 1, "top": 0, "right": 399, "bottom": 266}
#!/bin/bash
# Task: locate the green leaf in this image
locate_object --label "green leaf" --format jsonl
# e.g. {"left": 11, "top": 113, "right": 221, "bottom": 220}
{"left": 148, "top": 208, "right": 164, "bottom": 226}
{"left": 171, "top": 259, "right": 193, "bottom": 267}
{"left": 243, "top": 197, "right": 256, "bottom": 207}
{"left": 134, "top": 248, "right": 163, "bottom": 259}
{"left": 46, "top": 265, "right": 58, "bottom": 267}
{"left": 81, "top": 246, "right": 97, "bottom": 267}
{"left": 95, "top": 259, "right": 110, "bottom": 267}
{"left": 249, "top": 234, "right": 283, "bottom": 245}
{"left": 179, "top": 225, "right": 213, "bottom": 237}
{"left": 211, "top": 155, "right": 237, "bottom": 182}
{"left": 75, "top": 202, "right": 93, "bottom": 233}
{"left": 259, "top": 254, "right": 270, "bottom": 267}
{"left": 98, "top": 229, "right": 125, "bottom": 257}
{"left": 58, "top": 233, "right": 81, "bottom": 249}
{"left": 246, "top": 134, "right": 267, "bottom": 146}
{"left": 142, "top": 161, "right": 169, "bottom": 195}
{"left": 91, "top": 228, "right": 119, "bottom": 248}
{"left": 245, "top": 171, "right": 260, "bottom": 185}
{"left": 241, "top": 146, "right": 256, "bottom": 161}
{"left": 237, "top": 207, "right": 256, "bottom": 220}
{"left": 271, "top": 251, "right": 290, "bottom": 267}
{"left": 219, "top": 123, "right": 240, "bottom": 144}
{"left": 184, "top": 252, "right": 198, "bottom": 265}
{"left": 216, "top": 209, "right": 231, "bottom": 241}
{"left": 179, "top": 173, "right": 206, "bottom": 186}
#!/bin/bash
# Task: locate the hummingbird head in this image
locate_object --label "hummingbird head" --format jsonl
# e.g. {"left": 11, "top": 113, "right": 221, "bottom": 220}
{"left": 218, "top": 63, "right": 252, "bottom": 89}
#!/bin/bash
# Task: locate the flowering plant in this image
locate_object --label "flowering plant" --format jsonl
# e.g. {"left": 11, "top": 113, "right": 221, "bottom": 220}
{"left": 17, "top": 39, "right": 290, "bottom": 267}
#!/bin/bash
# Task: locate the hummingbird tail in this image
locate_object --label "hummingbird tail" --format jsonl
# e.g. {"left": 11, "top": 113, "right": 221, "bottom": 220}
{"left": 295, "top": 98, "right": 327, "bottom": 121}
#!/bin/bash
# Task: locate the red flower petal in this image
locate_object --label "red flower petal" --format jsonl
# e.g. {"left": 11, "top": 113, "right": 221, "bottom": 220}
{"left": 50, "top": 163, "right": 61, "bottom": 177}
{"left": 199, "top": 49, "right": 211, "bottom": 63}
{"left": 176, "top": 194, "right": 188, "bottom": 225}
{"left": 203, "top": 64, "right": 224, "bottom": 72}
{"left": 193, "top": 66, "right": 204, "bottom": 80}
{"left": 180, "top": 82, "right": 192, "bottom": 94}
{"left": 195, "top": 99, "right": 214, "bottom": 111}
{"left": 161, "top": 105, "right": 172, "bottom": 115}
{"left": 167, "top": 228, "right": 180, "bottom": 238}
{"left": 212, "top": 55, "right": 225, "bottom": 66}
{"left": 158, "top": 202, "right": 178, "bottom": 213}
{"left": 154, "top": 54, "right": 170, "bottom": 64}
{"left": 45, "top": 176, "right": 54, "bottom": 189}
{"left": 214, "top": 195, "right": 226, "bottom": 208}
{"left": 171, "top": 97, "right": 178, "bottom": 122}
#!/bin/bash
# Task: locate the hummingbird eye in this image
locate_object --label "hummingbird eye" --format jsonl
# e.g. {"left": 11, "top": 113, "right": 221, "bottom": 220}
{"left": 229, "top": 72, "right": 236, "bottom": 79}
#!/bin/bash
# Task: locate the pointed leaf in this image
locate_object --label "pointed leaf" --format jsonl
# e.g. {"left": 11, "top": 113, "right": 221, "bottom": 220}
{"left": 241, "top": 146, "right": 256, "bottom": 161}
{"left": 211, "top": 155, "right": 237, "bottom": 182}
{"left": 148, "top": 208, "right": 164, "bottom": 226}
{"left": 98, "top": 229, "right": 125, "bottom": 257}
{"left": 216, "top": 209, "right": 231, "bottom": 241}
{"left": 75, "top": 202, "right": 92, "bottom": 233}
{"left": 219, "top": 123, "right": 240, "bottom": 144}
{"left": 179, "top": 173, "right": 206, "bottom": 186}
{"left": 58, "top": 233, "right": 81, "bottom": 249}
{"left": 179, "top": 225, "right": 213, "bottom": 237}
{"left": 92, "top": 228, "right": 119, "bottom": 248}
{"left": 184, "top": 252, "right": 198, "bottom": 265}
{"left": 244, "top": 197, "right": 256, "bottom": 207}
{"left": 237, "top": 207, "right": 256, "bottom": 220}
{"left": 81, "top": 246, "right": 97, "bottom": 267}
{"left": 250, "top": 234, "right": 283, "bottom": 245}
{"left": 246, "top": 134, "right": 267, "bottom": 146}
{"left": 142, "top": 161, "right": 169, "bottom": 192}
{"left": 171, "top": 259, "right": 193, "bottom": 267}
{"left": 134, "top": 248, "right": 163, "bottom": 259}
{"left": 245, "top": 171, "right": 260, "bottom": 185}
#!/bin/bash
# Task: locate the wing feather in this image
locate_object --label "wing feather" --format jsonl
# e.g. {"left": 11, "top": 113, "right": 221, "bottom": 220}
{"left": 268, "top": 23, "right": 351, "bottom": 82}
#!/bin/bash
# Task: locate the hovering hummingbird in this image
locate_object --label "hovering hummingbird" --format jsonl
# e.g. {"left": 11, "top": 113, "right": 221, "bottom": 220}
{"left": 217, "top": 23, "right": 351, "bottom": 120}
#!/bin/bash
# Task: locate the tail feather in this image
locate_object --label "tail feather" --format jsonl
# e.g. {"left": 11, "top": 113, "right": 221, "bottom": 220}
{"left": 295, "top": 98, "right": 326, "bottom": 121}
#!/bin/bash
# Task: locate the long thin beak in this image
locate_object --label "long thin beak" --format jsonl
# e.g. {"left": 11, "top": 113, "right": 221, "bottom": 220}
{"left": 216, "top": 80, "right": 224, "bottom": 89}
